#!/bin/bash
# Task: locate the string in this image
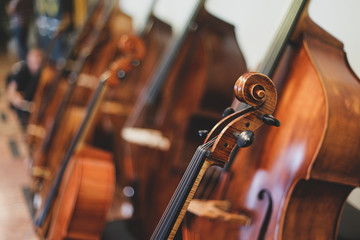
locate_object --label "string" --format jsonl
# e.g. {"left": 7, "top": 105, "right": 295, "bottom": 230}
{"left": 151, "top": 138, "right": 215, "bottom": 239}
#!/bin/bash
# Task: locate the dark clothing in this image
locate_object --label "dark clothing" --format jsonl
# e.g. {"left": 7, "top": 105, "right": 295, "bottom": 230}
{"left": 9, "top": 61, "right": 40, "bottom": 128}
{"left": 11, "top": 26, "right": 29, "bottom": 61}
{"left": 8, "top": 0, "right": 33, "bottom": 28}
{"left": 11, "top": 61, "right": 40, "bottom": 101}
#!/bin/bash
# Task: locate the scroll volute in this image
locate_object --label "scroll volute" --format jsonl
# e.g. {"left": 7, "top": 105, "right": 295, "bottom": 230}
{"left": 107, "top": 34, "right": 146, "bottom": 87}
{"left": 206, "top": 72, "right": 278, "bottom": 164}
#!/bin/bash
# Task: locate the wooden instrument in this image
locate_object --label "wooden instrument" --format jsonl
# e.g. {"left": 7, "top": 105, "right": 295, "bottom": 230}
{"left": 150, "top": 72, "right": 279, "bottom": 239}
{"left": 94, "top": 0, "right": 173, "bottom": 183}
{"left": 85, "top": 2, "right": 173, "bottom": 222}
{"left": 28, "top": 0, "right": 133, "bottom": 188}
{"left": 120, "top": 0, "right": 247, "bottom": 237}
{"left": 33, "top": 45, "right": 144, "bottom": 238}
{"left": 183, "top": 0, "right": 360, "bottom": 239}
{"left": 27, "top": 0, "right": 113, "bottom": 149}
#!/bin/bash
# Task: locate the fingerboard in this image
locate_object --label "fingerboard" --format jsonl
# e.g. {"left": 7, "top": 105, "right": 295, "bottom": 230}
{"left": 151, "top": 139, "right": 214, "bottom": 240}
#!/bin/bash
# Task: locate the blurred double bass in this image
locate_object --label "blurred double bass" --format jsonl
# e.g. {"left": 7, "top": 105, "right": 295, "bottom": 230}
{"left": 183, "top": 0, "right": 360, "bottom": 239}
{"left": 120, "top": 0, "right": 247, "bottom": 238}
{"left": 33, "top": 35, "right": 145, "bottom": 239}
{"left": 27, "top": 0, "right": 133, "bottom": 184}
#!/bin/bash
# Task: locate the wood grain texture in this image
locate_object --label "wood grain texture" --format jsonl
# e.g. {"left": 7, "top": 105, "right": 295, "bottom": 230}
{"left": 47, "top": 146, "right": 115, "bottom": 239}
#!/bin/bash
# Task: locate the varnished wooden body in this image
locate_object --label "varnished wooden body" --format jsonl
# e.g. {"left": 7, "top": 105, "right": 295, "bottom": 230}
{"left": 123, "top": 7, "right": 247, "bottom": 239}
{"left": 47, "top": 146, "right": 115, "bottom": 240}
{"left": 183, "top": 7, "right": 360, "bottom": 240}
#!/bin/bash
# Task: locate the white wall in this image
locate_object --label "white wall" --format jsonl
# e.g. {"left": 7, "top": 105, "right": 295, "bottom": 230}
{"left": 120, "top": 0, "right": 360, "bottom": 208}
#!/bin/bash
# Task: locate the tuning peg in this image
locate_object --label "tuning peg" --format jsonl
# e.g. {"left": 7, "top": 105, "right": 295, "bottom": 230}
{"left": 198, "top": 130, "right": 209, "bottom": 138}
{"left": 222, "top": 107, "right": 235, "bottom": 118}
{"left": 225, "top": 130, "right": 255, "bottom": 171}
{"left": 260, "top": 114, "right": 280, "bottom": 127}
{"left": 233, "top": 130, "right": 255, "bottom": 148}
{"left": 117, "top": 69, "right": 126, "bottom": 80}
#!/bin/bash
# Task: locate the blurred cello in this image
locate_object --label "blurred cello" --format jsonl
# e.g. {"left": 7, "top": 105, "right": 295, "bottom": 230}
{"left": 183, "top": 0, "right": 360, "bottom": 239}
{"left": 29, "top": 0, "right": 133, "bottom": 188}
{"left": 120, "top": 0, "right": 247, "bottom": 237}
{"left": 94, "top": 0, "right": 173, "bottom": 181}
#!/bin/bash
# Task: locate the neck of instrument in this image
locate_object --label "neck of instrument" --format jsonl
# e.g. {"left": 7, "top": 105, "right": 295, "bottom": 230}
{"left": 257, "top": 0, "right": 308, "bottom": 78}
{"left": 127, "top": 0, "right": 206, "bottom": 125}
{"left": 151, "top": 141, "right": 213, "bottom": 240}
{"left": 35, "top": 73, "right": 109, "bottom": 227}
{"left": 145, "top": 0, "right": 206, "bottom": 104}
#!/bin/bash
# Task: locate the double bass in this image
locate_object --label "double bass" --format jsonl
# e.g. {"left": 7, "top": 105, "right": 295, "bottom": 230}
{"left": 120, "top": 0, "right": 247, "bottom": 237}
{"left": 183, "top": 0, "right": 360, "bottom": 239}
{"left": 28, "top": 0, "right": 133, "bottom": 192}
{"left": 28, "top": 0, "right": 118, "bottom": 179}
{"left": 33, "top": 35, "right": 145, "bottom": 239}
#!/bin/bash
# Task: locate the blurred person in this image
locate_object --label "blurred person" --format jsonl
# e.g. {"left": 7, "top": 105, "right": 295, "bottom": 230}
{"left": 7, "top": 48, "right": 43, "bottom": 128}
{"left": 6, "top": 0, "right": 34, "bottom": 60}
{"left": 34, "top": 0, "right": 73, "bottom": 61}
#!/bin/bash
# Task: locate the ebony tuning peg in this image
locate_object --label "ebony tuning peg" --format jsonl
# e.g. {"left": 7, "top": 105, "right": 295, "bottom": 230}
{"left": 222, "top": 107, "right": 235, "bottom": 118}
{"left": 260, "top": 114, "right": 280, "bottom": 127}
{"left": 233, "top": 130, "right": 255, "bottom": 148}
{"left": 225, "top": 130, "right": 255, "bottom": 171}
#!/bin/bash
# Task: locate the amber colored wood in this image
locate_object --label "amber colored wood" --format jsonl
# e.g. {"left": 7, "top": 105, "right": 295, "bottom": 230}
{"left": 282, "top": 179, "right": 352, "bottom": 240}
{"left": 47, "top": 146, "right": 115, "bottom": 240}
{"left": 182, "top": 3, "right": 360, "bottom": 239}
